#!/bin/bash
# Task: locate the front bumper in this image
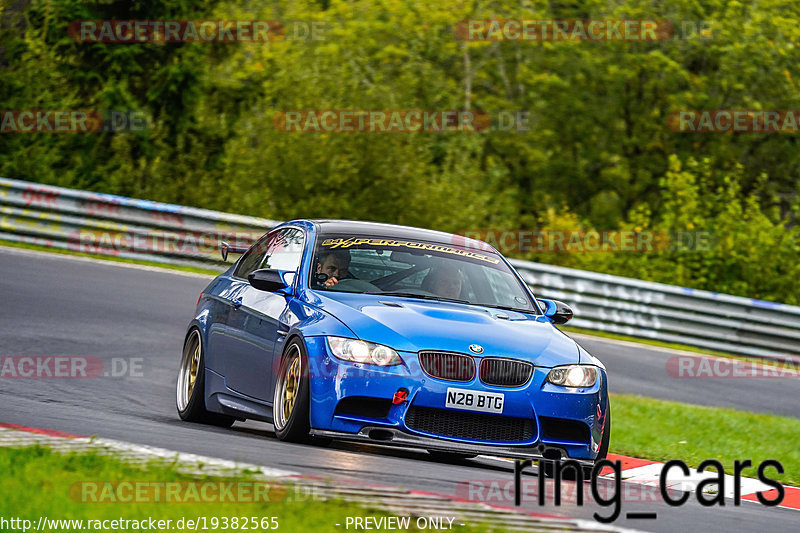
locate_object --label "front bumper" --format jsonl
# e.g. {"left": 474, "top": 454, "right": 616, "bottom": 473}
{"left": 305, "top": 336, "right": 609, "bottom": 461}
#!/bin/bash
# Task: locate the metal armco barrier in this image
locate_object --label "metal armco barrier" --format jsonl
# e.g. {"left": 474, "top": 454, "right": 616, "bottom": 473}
{"left": 514, "top": 261, "right": 800, "bottom": 363}
{"left": 0, "top": 177, "right": 277, "bottom": 268}
{"left": 2, "top": 177, "right": 799, "bottom": 363}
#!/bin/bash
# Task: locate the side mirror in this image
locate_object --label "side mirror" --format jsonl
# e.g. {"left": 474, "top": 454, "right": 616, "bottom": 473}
{"left": 248, "top": 268, "right": 291, "bottom": 293}
{"left": 221, "top": 241, "right": 248, "bottom": 262}
{"left": 538, "top": 298, "right": 573, "bottom": 325}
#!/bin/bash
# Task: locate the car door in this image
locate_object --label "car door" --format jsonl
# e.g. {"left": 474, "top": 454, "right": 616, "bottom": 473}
{"left": 205, "top": 232, "right": 271, "bottom": 378}
{"left": 222, "top": 227, "right": 305, "bottom": 402}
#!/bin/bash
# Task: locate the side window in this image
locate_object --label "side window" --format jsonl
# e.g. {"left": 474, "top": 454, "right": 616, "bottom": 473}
{"left": 233, "top": 233, "right": 271, "bottom": 279}
{"left": 258, "top": 228, "right": 305, "bottom": 272}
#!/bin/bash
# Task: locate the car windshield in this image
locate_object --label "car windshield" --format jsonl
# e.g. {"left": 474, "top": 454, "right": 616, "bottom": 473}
{"left": 309, "top": 234, "right": 539, "bottom": 314}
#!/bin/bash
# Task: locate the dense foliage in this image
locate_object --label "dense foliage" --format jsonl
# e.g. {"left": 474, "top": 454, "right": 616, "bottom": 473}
{"left": 1, "top": 0, "right": 798, "bottom": 302}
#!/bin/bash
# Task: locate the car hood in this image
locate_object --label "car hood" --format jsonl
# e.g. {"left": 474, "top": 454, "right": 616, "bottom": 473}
{"left": 307, "top": 291, "right": 580, "bottom": 367}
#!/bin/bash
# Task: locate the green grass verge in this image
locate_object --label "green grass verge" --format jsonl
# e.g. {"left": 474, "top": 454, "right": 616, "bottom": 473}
{"left": 0, "top": 239, "right": 222, "bottom": 276}
{"left": 0, "top": 446, "right": 496, "bottom": 532}
{"left": 610, "top": 393, "right": 800, "bottom": 486}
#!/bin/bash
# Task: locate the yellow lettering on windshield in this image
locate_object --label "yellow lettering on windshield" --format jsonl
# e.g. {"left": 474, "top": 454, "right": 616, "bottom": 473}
{"left": 321, "top": 237, "right": 500, "bottom": 264}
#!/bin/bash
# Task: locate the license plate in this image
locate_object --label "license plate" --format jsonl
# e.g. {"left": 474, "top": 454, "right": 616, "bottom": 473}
{"left": 445, "top": 387, "right": 504, "bottom": 414}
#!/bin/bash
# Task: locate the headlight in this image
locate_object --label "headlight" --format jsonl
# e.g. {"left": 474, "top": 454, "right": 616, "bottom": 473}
{"left": 546, "top": 365, "right": 597, "bottom": 387}
{"left": 326, "top": 337, "right": 402, "bottom": 366}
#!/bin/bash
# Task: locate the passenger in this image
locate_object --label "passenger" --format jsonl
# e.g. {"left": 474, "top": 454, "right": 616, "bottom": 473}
{"left": 422, "top": 265, "right": 463, "bottom": 299}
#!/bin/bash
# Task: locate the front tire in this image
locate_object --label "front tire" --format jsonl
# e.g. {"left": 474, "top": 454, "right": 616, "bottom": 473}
{"left": 589, "top": 405, "right": 611, "bottom": 475}
{"left": 273, "top": 339, "right": 312, "bottom": 442}
{"left": 176, "top": 328, "right": 235, "bottom": 427}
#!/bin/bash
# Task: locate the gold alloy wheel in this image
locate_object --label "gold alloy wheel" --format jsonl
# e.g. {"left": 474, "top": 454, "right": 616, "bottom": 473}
{"left": 177, "top": 330, "right": 202, "bottom": 412}
{"left": 274, "top": 345, "right": 301, "bottom": 430}
{"left": 187, "top": 343, "right": 200, "bottom": 399}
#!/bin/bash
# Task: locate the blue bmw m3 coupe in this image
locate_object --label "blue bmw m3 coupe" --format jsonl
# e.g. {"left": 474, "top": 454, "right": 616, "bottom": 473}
{"left": 176, "top": 220, "right": 610, "bottom": 469}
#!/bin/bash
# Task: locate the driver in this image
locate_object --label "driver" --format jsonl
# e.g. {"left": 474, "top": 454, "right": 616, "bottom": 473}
{"left": 422, "top": 265, "right": 463, "bottom": 299}
{"left": 315, "top": 249, "right": 351, "bottom": 289}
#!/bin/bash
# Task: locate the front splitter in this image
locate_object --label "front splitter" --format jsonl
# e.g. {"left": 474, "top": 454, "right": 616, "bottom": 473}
{"left": 310, "top": 426, "right": 595, "bottom": 466}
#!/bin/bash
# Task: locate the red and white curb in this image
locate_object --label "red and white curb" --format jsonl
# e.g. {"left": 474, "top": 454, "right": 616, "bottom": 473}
{"left": 0, "top": 423, "right": 640, "bottom": 532}
{"left": 600, "top": 453, "right": 800, "bottom": 511}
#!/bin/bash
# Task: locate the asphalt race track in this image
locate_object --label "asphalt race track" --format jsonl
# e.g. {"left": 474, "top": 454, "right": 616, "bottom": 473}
{"left": 1, "top": 246, "right": 797, "bottom": 532}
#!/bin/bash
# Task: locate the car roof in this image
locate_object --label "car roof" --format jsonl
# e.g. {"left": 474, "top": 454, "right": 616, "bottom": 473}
{"left": 305, "top": 219, "right": 494, "bottom": 251}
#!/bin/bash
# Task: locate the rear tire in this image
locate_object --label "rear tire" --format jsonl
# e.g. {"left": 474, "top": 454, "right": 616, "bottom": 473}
{"left": 176, "top": 329, "right": 236, "bottom": 428}
{"left": 273, "top": 339, "right": 312, "bottom": 443}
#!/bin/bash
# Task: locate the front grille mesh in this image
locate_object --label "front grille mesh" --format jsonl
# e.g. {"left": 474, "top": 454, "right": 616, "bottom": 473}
{"left": 418, "top": 352, "right": 475, "bottom": 382}
{"left": 479, "top": 358, "right": 533, "bottom": 387}
{"left": 405, "top": 406, "right": 535, "bottom": 442}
